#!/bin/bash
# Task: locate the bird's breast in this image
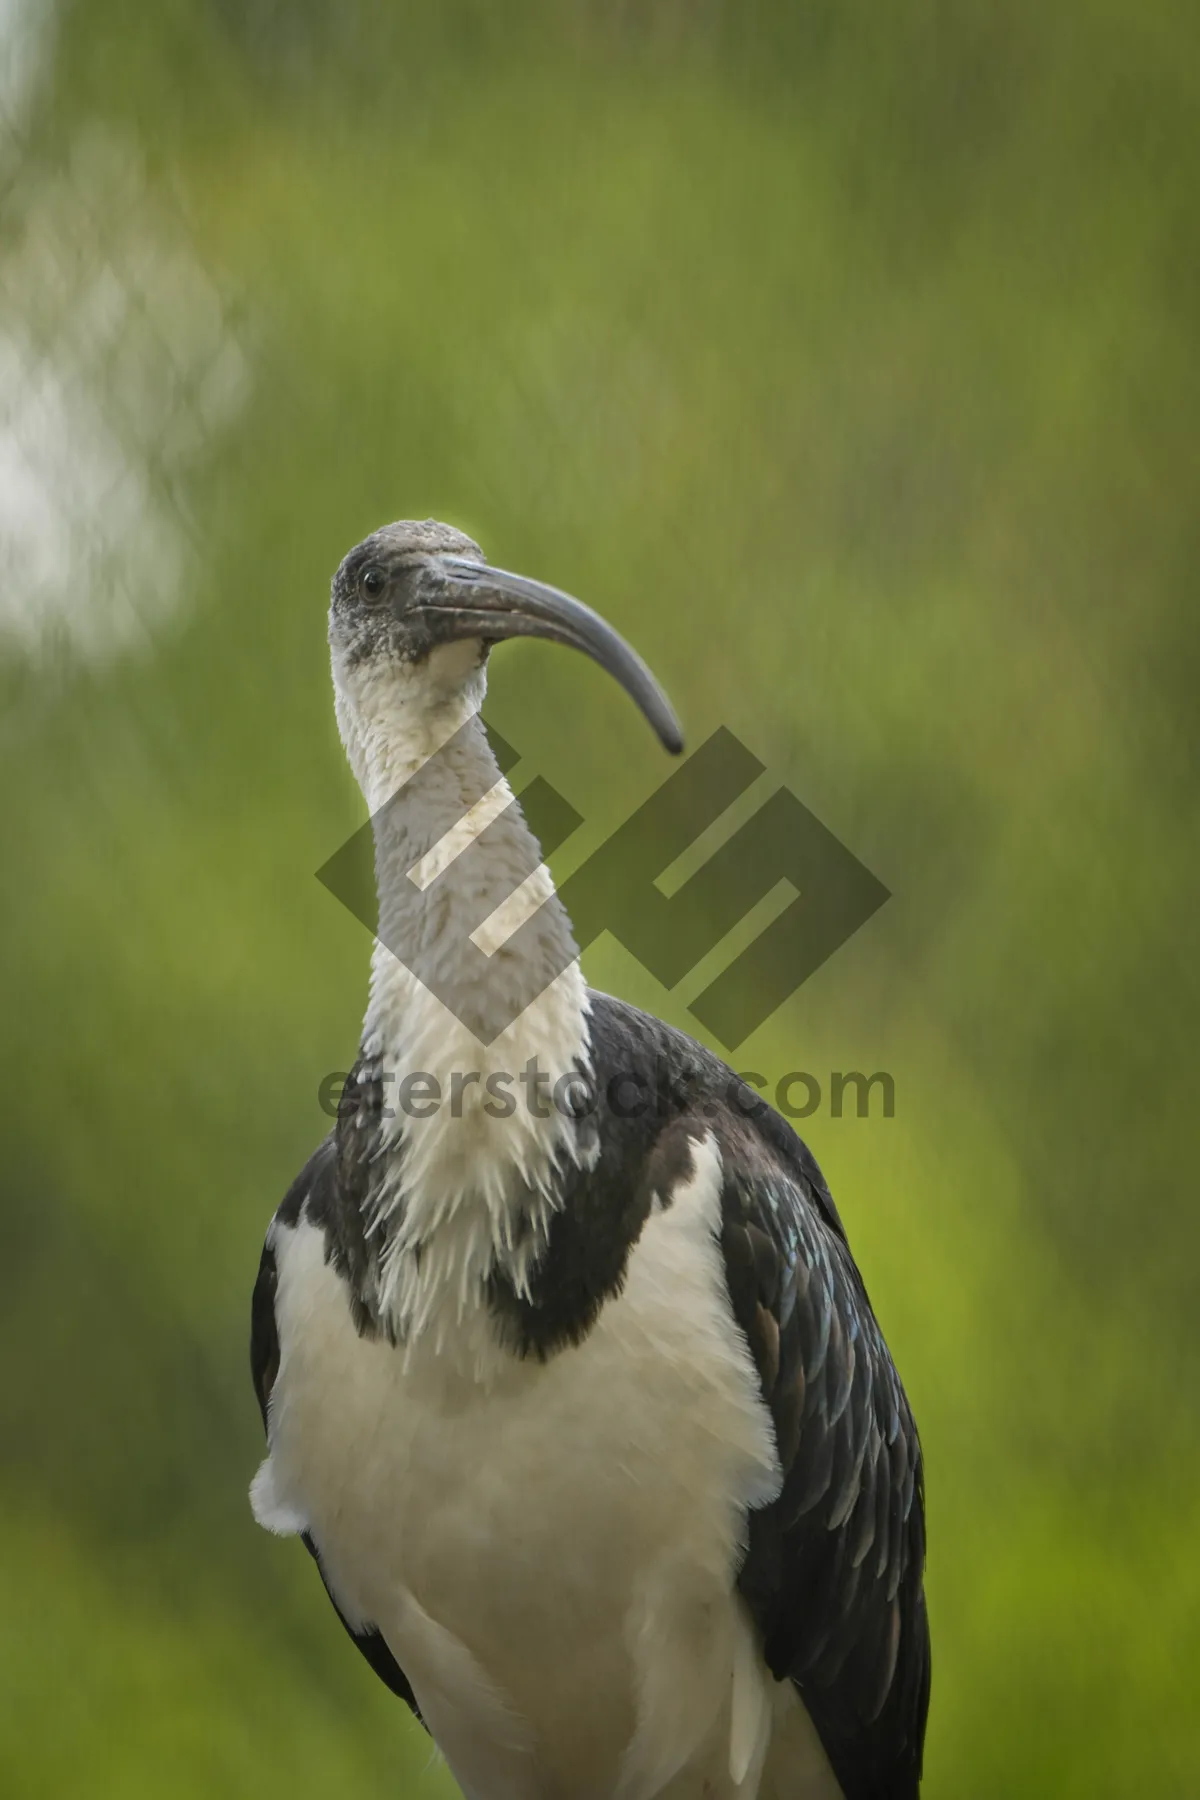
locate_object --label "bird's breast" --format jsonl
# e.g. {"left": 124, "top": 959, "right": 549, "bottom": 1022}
{"left": 252, "top": 1132, "right": 798, "bottom": 1799}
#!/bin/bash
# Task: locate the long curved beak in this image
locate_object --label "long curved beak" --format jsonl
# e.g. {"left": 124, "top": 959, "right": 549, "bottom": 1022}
{"left": 418, "top": 555, "right": 684, "bottom": 755}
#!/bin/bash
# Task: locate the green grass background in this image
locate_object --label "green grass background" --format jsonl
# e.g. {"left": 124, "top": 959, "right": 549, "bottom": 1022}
{"left": 2, "top": 3, "right": 1197, "bottom": 1794}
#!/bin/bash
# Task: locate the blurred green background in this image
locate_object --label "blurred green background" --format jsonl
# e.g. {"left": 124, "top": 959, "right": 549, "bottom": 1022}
{"left": 2, "top": 2, "right": 1197, "bottom": 1795}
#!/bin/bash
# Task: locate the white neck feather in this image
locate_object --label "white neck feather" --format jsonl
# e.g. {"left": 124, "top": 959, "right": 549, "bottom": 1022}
{"left": 332, "top": 640, "right": 592, "bottom": 1371}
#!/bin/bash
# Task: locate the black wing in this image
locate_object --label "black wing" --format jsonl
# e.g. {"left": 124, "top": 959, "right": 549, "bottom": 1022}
{"left": 250, "top": 1139, "right": 424, "bottom": 1723}
{"left": 716, "top": 1104, "right": 930, "bottom": 1799}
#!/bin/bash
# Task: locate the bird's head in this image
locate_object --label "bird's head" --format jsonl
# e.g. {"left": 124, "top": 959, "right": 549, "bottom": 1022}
{"left": 329, "top": 519, "right": 682, "bottom": 799}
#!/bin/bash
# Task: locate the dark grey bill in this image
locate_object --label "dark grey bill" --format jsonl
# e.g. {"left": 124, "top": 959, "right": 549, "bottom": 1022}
{"left": 421, "top": 555, "right": 684, "bottom": 755}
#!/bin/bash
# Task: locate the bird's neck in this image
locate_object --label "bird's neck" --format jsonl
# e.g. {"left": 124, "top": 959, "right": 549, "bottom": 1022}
{"left": 349, "top": 696, "right": 593, "bottom": 1367}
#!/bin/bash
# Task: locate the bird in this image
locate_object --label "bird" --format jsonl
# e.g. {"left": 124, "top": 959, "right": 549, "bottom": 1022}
{"left": 249, "top": 518, "right": 930, "bottom": 1800}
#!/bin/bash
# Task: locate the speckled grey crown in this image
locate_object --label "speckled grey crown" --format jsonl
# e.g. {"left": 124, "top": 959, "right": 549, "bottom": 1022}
{"left": 365, "top": 519, "right": 484, "bottom": 561}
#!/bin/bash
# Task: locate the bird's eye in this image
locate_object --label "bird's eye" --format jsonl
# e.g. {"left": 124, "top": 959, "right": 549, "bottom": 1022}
{"left": 360, "top": 565, "right": 387, "bottom": 602}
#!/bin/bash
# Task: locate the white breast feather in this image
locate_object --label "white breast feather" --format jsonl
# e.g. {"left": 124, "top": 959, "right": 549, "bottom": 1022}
{"left": 253, "top": 1130, "right": 843, "bottom": 1798}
